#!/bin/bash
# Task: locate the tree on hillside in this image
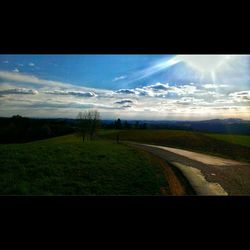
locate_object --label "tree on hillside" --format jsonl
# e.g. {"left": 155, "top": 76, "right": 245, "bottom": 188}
{"left": 115, "top": 118, "right": 122, "bottom": 129}
{"left": 89, "top": 110, "right": 101, "bottom": 139}
{"left": 123, "top": 120, "right": 132, "bottom": 129}
{"left": 134, "top": 121, "right": 139, "bottom": 129}
{"left": 40, "top": 124, "right": 52, "bottom": 138}
{"left": 140, "top": 123, "right": 147, "bottom": 129}
{"left": 76, "top": 110, "right": 101, "bottom": 142}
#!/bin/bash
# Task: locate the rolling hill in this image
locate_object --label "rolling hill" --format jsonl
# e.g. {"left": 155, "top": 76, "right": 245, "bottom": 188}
{"left": 100, "top": 129, "right": 250, "bottom": 163}
{"left": 0, "top": 134, "right": 170, "bottom": 195}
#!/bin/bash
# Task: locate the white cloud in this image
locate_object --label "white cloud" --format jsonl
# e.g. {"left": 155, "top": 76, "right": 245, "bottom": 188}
{"left": 45, "top": 90, "right": 97, "bottom": 97}
{"left": 177, "top": 84, "right": 197, "bottom": 94}
{"left": 2, "top": 99, "right": 124, "bottom": 111}
{"left": 203, "top": 84, "right": 229, "bottom": 89}
{"left": 29, "top": 62, "right": 35, "bottom": 67}
{"left": 0, "top": 70, "right": 114, "bottom": 98}
{"left": 0, "top": 70, "right": 249, "bottom": 120}
{"left": 116, "top": 82, "right": 225, "bottom": 100}
{"left": 0, "top": 88, "right": 38, "bottom": 95}
{"left": 0, "top": 70, "right": 75, "bottom": 89}
{"left": 124, "top": 83, "right": 199, "bottom": 98}
{"left": 12, "top": 68, "right": 19, "bottom": 73}
{"left": 112, "top": 75, "right": 127, "bottom": 81}
{"left": 143, "top": 82, "right": 169, "bottom": 91}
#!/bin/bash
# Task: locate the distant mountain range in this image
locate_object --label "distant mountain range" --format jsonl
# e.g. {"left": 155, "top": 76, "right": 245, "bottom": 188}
{"left": 100, "top": 118, "right": 250, "bottom": 135}
{"left": 148, "top": 119, "right": 250, "bottom": 134}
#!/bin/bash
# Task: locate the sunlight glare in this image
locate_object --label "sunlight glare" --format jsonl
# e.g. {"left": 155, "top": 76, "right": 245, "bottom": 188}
{"left": 176, "top": 55, "right": 232, "bottom": 73}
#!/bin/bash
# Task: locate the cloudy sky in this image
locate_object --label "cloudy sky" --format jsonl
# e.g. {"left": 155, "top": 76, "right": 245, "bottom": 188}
{"left": 0, "top": 54, "right": 250, "bottom": 120}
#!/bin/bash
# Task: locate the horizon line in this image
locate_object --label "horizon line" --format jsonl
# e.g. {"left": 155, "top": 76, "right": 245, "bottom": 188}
{"left": 0, "top": 115, "right": 249, "bottom": 122}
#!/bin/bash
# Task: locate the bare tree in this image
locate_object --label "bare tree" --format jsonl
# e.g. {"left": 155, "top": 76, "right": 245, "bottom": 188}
{"left": 89, "top": 110, "right": 101, "bottom": 140}
{"left": 76, "top": 110, "right": 101, "bottom": 142}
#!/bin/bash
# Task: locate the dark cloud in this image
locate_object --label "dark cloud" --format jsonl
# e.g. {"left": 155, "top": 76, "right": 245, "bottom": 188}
{"left": 136, "top": 89, "right": 151, "bottom": 96}
{"left": 234, "top": 91, "right": 249, "bottom": 96}
{"left": 176, "top": 101, "right": 191, "bottom": 105}
{"left": 30, "top": 102, "right": 94, "bottom": 109}
{"left": 116, "top": 89, "right": 136, "bottom": 94}
{"left": 114, "top": 99, "right": 134, "bottom": 105}
{"left": 146, "top": 83, "right": 169, "bottom": 91}
{"left": 0, "top": 88, "right": 38, "bottom": 95}
{"left": 229, "top": 90, "right": 250, "bottom": 102}
{"left": 122, "top": 105, "right": 132, "bottom": 108}
{"left": 242, "top": 96, "right": 250, "bottom": 100}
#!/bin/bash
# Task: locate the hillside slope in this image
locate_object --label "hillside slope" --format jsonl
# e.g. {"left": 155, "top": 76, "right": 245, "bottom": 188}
{"left": 205, "top": 133, "right": 250, "bottom": 148}
{"left": 101, "top": 129, "right": 250, "bottom": 163}
{"left": 0, "top": 134, "right": 170, "bottom": 195}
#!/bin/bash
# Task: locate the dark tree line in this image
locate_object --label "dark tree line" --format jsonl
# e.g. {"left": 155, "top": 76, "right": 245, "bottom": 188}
{"left": 0, "top": 115, "right": 75, "bottom": 143}
{"left": 102, "top": 118, "right": 148, "bottom": 130}
{"left": 0, "top": 114, "right": 149, "bottom": 144}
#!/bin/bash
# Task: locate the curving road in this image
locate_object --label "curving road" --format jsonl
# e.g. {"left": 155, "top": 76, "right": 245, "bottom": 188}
{"left": 126, "top": 142, "right": 250, "bottom": 195}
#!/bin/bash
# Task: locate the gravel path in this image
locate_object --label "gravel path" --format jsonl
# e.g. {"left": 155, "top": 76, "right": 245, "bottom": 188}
{"left": 126, "top": 142, "right": 250, "bottom": 195}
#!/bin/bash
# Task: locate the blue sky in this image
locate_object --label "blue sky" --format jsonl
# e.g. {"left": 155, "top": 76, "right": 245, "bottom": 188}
{"left": 0, "top": 55, "right": 250, "bottom": 120}
{"left": 0, "top": 55, "right": 174, "bottom": 89}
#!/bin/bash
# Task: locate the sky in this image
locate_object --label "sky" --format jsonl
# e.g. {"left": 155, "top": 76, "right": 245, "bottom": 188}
{"left": 0, "top": 54, "right": 250, "bottom": 120}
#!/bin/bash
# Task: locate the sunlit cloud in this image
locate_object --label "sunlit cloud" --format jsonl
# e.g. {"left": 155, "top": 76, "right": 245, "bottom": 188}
{"left": 1, "top": 54, "right": 250, "bottom": 120}
{"left": 203, "top": 84, "right": 229, "bottom": 89}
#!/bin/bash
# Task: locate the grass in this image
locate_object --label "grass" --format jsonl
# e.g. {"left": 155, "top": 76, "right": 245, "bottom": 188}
{"left": 204, "top": 133, "right": 250, "bottom": 148}
{"left": 0, "top": 134, "right": 170, "bottom": 195}
{"left": 100, "top": 129, "right": 250, "bottom": 163}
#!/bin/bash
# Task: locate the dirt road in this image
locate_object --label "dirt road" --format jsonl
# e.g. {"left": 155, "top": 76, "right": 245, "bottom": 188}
{"left": 126, "top": 142, "right": 250, "bottom": 195}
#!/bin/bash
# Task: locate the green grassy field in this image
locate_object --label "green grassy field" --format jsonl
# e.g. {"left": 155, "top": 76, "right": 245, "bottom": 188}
{"left": 100, "top": 129, "right": 250, "bottom": 162}
{"left": 0, "top": 134, "right": 169, "bottom": 195}
{"left": 204, "top": 133, "right": 250, "bottom": 148}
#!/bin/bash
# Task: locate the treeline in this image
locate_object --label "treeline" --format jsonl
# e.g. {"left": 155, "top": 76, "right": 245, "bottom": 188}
{"left": 102, "top": 118, "right": 148, "bottom": 130}
{"left": 0, "top": 115, "right": 75, "bottom": 143}
{"left": 0, "top": 116, "right": 149, "bottom": 144}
